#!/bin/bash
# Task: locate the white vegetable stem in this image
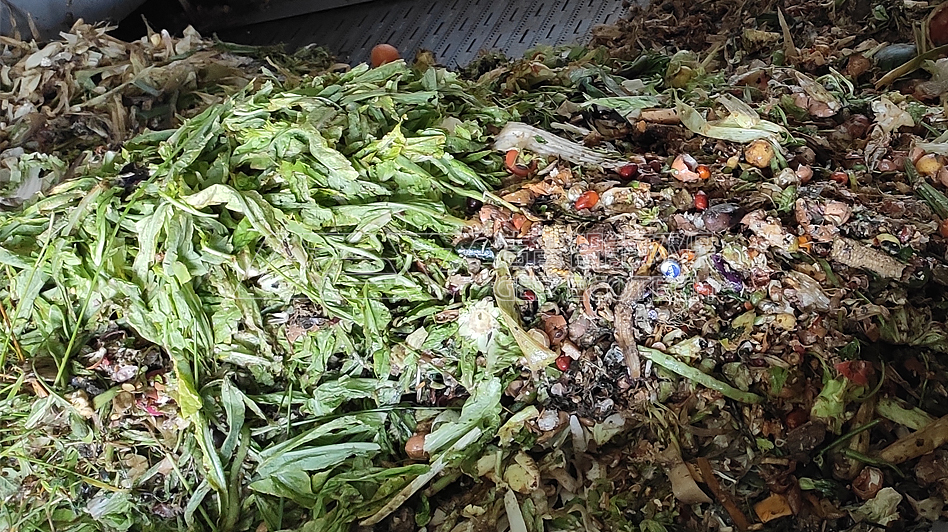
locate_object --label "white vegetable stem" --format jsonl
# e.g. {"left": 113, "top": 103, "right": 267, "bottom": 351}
{"left": 493, "top": 122, "right": 623, "bottom": 168}
{"left": 504, "top": 489, "right": 529, "bottom": 532}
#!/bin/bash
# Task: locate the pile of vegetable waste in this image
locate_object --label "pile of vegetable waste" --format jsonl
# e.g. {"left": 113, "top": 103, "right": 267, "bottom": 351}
{"left": 3, "top": 1, "right": 948, "bottom": 531}
{"left": 0, "top": 19, "right": 333, "bottom": 193}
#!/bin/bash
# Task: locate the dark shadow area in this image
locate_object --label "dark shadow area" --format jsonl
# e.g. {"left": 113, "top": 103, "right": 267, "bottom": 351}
{"left": 111, "top": 0, "right": 626, "bottom": 69}
{"left": 111, "top": 0, "right": 189, "bottom": 41}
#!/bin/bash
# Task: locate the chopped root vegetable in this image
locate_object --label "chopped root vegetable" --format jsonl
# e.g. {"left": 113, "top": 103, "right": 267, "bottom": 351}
{"left": 362, "top": 428, "right": 482, "bottom": 526}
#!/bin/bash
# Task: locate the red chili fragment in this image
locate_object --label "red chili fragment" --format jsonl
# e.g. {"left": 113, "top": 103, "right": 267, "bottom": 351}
{"left": 835, "top": 360, "right": 873, "bottom": 386}
{"left": 694, "top": 191, "right": 708, "bottom": 210}
{"left": 555, "top": 355, "right": 572, "bottom": 371}
{"left": 575, "top": 190, "right": 600, "bottom": 210}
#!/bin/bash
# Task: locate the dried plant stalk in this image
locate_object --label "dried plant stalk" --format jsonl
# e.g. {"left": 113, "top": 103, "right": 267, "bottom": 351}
{"left": 830, "top": 238, "right": 905, "bottom": 279}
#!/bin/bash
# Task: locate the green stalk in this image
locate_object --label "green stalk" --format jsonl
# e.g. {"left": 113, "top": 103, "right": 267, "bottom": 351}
{"left": 56, "top": 186, "right": 149, "bottom": 387}
{"left": 840, "top": 448, "right": 904, "bottom": 477}
{"left": 875, "top": 397, "right": 935, "bottom": 430}
{"left": 818, "top": 419, "right": 880, "bottom": 457}
{"left": 638, "top": 345, "right": 763, "bottom": 403}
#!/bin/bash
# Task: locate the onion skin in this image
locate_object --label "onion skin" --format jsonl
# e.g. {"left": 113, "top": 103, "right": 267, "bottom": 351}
{"left": 795, "top": 165, "right": 813, "bottom": 183}
{"left": 618, "top": 164, "right": 638, "bottom": 179}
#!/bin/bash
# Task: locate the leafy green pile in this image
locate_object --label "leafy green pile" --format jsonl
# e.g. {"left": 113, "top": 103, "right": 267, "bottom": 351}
{"left": 0, "top": 60, "right": 529, "bottom": 531}
{"left": 8, "top": 7, "right": 948, "bottom": 530}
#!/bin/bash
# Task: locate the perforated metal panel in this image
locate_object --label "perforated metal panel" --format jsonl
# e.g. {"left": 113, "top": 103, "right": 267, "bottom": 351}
{"left": 220, "top": 0, "right": 628, "bottom": 68}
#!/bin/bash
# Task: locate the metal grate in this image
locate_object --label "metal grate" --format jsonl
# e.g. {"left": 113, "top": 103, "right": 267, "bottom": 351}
{"left": 219, "top": 0, "right": 628, "bottom": 68}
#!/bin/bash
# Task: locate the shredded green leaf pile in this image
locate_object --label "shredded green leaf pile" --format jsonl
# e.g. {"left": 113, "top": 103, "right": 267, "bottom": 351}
{"left": 0, "top": 59, "right": 521, "bottom": 531}
{"left": 6, "top": 2, "right": 948, "bottom": 530}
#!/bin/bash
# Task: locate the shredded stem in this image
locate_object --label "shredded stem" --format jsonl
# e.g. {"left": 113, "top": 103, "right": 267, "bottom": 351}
{"left": 56, "top": 188, "right": 148, "bottom": 387}
{"left": 875, "top": 397, "right": 935, "bottom": 430}
{"left": 819, "top": 419, "right": 880, "bottom": 457}
{"left": 841, "top": 449, "right": 904, "bottom": 478}
{"left": 697, "top": 457, "right": 751, "bottom": 531}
